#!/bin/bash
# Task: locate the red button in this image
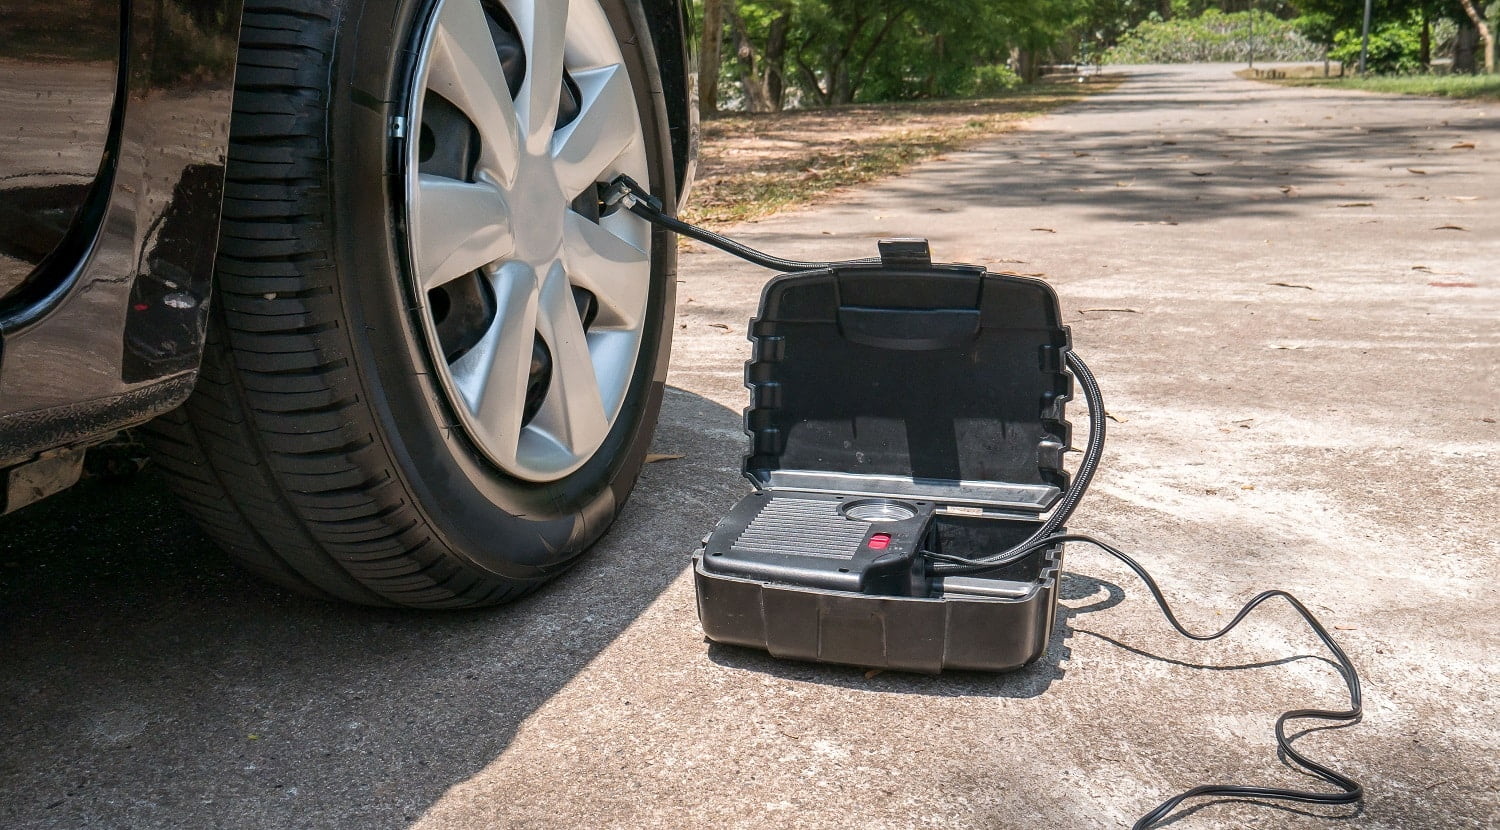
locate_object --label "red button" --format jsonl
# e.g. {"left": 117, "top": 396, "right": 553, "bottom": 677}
{"left": 867, "top": 533, "right": 891, "bottom": 551}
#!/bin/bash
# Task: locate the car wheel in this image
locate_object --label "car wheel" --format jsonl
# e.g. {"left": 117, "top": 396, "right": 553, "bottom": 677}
{"left": 144, "top": 0, "right": 678, "bottom": 608}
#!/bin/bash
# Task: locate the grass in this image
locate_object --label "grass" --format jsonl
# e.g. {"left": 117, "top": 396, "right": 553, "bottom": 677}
{"left": 1239, "top": 67, "right": 1500, "bottom": 101}
{"left": 681, "top": 75, "right": 1123, "bottom": 227}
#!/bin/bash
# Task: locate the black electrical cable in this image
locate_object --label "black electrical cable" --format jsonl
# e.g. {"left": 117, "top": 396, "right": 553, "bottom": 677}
{"left": 933, "top": 532, "right": 1365, "bottom": 829}
{"left": 611, "top": 174, "right": 1365, "bottom": 827}
{"left": 606, "top": 175, "right": 874, "bottom": 273}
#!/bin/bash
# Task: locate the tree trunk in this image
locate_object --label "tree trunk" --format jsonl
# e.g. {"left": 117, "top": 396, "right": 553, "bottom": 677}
{"left": 764, "top": 13, "right": 790, "bottom": 111}
{"left": 1457, "top": 0, "right": 1495, "bottom": 74}
{"left": 698, "top": 0, "right": 725, "bottom": 119}
{"left": 1420, "top": 16, "right": 1430, "bottom": 68}
{"left": 725, "top": 3, "right": 771, "bottom": 112}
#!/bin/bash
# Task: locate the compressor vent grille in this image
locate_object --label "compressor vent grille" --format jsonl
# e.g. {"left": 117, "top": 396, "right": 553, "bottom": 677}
{"left": 735, "top": 498, "right": 869, "bottom": 559}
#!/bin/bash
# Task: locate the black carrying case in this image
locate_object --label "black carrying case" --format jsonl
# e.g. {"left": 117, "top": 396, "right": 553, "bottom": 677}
{"left": 693, "top": 243, "right": 1075, "bottom": 674}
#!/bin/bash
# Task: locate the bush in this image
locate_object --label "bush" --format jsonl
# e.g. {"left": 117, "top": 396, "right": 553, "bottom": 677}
{"left": 1105, "top": 9, "right": 1322, "bottom": 64}
{"left": 966, "top": 64, "right": 1024, "bottom": 96}
{"left": 1329, "top": 19, "right": 1424, "bottom": 74}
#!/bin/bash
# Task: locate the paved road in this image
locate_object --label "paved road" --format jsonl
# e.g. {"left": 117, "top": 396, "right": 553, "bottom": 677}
{"left": 3, "top": 64, "right": 1497, "bottom": 829}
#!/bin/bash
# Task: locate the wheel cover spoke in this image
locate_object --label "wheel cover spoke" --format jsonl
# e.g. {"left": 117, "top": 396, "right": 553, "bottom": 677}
{"left": 428, "top": 0, "right": 522, "bottom": 184}
{"left": 553, "top": 65, "right": 639, "bottom": 200}
{"left": 511, "top": 0, "right": 570, "bottom": 153}
{"left": 562, "top": 210, "right": 648, "bottom": 329}
{"left": 414, "top": 174, "right": 515, "bottom": 290}
{"left": 449, "top": 264, "right": 540, "bottom": 466}
{"left": 531, "top": 262, "right": 609, "bottom": 455}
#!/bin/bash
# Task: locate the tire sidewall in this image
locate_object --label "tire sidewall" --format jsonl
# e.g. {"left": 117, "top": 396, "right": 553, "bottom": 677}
{"left": 323, "top": 0, "right": 678, "bottom": 579}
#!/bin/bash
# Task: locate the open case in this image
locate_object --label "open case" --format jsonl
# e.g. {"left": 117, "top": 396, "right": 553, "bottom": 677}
{"left": 693, "top": 241, "right": 1075, "bottom": 674}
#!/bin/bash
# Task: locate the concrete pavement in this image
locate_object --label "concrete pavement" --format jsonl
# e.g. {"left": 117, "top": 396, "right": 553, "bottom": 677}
{"left": 3, "top": 64, "right": 1497, "bottom": 829}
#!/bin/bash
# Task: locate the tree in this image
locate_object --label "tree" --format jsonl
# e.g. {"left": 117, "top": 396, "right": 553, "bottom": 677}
{"left": 1456, "top": 0, "right": 1495, "bottom": 71}
{"left": 699, "top": 0, "right": 726, "bottom": 118}
{"left": 725, "top": 1, "right": 793, "bottom": 111}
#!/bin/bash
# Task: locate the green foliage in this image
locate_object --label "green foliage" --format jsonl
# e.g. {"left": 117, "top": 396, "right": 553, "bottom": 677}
{"left": 967, "top": 65, "right": 1026, "bottom": 96}
{"left": 1329, "top": 17, "right": 1425, "bottom": 73}
{"left": 713, "top": 0, "right": 1086, "bottom": 108}
{"left": 1104, "top": 9, "right": 1322, "bottom": 63}
{"left": 1269, "top": 73, "right": 1500, "bottom": 97}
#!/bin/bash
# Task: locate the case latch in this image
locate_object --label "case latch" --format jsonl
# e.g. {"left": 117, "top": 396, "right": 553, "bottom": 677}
{"left": 877, "top": 238, "right": 932, "bottom": 268}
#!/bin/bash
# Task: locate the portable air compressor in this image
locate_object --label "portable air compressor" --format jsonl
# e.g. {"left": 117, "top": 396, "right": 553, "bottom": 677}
{"left": 691, "top": 238, "right": 1080, "bottom": 674}
{"left": 605, "top": 176, "right": 1363, "bottom": 828}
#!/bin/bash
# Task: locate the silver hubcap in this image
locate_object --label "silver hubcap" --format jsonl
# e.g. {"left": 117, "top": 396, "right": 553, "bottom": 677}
{"left": 404, "top": 0, "right": 652, "bottom": 481}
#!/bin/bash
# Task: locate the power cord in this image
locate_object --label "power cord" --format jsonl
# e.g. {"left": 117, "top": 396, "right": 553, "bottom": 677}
{"left": 933, "top": 532, "right": 1364, "bottom": 828}
{"left": 610, "top": 174, "right": 1365, "bottom": 828}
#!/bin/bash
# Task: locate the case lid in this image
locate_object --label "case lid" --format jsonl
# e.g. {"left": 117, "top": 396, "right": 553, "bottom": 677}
{"left": 743, "top": 258, "right": 1072, "bottom": 511}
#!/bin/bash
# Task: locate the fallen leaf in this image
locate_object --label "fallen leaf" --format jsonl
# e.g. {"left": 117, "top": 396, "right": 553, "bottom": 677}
{"left": 1017, "top": 272, "right": 1047, "bottom": 277}
{"left": 1334, "top": 625, "right": 1359, "bottom": 631}
{"left": 1411, "top": 265, "right": 1432, "bottom": 272}
{"left": 1269, "top": 344, "right": 1303, "bottom": 350}
{"left": 707, "top": 322, "right": 731, "bottom": 330}
{"left": 1279, "top": 185, "right": 1297, "bottom": 195}
{"left": 1433, "top": 224, "right": 1468, "bottom": 231}
{"left": 1105, "top": 412, "right": 1127, "bottom": 423}
{"left": 1240, "top": 485, "right": 1256, "bottom": 490}
{"left": 1429, "top": 281, "right": 1477, "bottom": 288}
{"left": 1406, "top": 168, "right": 1427, "bottom": 174}
{"left": 1267, "top": 281, "right": 1314, "bottom": 290}
{"left": 1337, "top": 202, "right": 1374, "bottom": 208}
{"left": 1078, "top": 307, "right": 1140, "bottom": 314}
{"left": 645, "top": 453, "right": 685, "bottom": 463}
{"left": 1190, "top": 170, "right": 1213, "bottom": 177}
{"left": 864, "top": 669, "right": 884, "bottom": 679}
{"left": 1073, "top": 150, "right": 1091, "bottom": 157}
{"left": 1030, "top": 227, "right": 1056, "bottom": 233}
{"left": 1450, "top": 141, "right": 1476, "bottom": 149}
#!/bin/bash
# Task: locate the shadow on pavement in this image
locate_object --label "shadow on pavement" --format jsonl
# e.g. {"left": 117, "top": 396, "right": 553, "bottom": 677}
{"left": 0, "top": 385, "right": 743, "bottom": 829}
{"left": 749, "top": 69, "right": 1499, "bottom": 231}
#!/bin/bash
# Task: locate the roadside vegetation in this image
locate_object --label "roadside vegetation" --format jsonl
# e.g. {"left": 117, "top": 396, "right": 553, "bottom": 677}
{"left": 695, "top": 0, "right": 1495, "bottom": 121}
{"left": 1239, "top": 67, "right": 1500, "bottom": 98}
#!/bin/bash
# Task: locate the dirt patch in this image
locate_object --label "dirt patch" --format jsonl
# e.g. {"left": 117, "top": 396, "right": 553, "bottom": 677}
{"left": 683, "top": 76, "right": 1124, "bottom": 227}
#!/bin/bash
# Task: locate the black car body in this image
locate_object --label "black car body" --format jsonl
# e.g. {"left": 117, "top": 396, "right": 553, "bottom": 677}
{"left": 1, "top": 0, "right": 693, "bottom": 607}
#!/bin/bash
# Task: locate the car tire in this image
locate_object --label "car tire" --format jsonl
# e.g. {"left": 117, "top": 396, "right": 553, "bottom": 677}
{"left": 143, "top": 0, "right": 678, "bottom": 608}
